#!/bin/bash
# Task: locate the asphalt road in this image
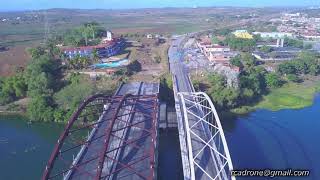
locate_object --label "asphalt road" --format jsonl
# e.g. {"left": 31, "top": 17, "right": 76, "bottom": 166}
{"left": 169, "top": 35, "right": 227, "bottom": 180}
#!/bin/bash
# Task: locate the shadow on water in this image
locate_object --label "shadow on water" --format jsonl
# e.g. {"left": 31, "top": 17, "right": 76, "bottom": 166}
{"left": 157, "top": 128, "right": 184, "bottom": 180}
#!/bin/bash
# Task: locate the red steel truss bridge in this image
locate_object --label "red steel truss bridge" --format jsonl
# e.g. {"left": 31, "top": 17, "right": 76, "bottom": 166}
{"left": 42, "top": 82, "right": 159, "bottom": 180}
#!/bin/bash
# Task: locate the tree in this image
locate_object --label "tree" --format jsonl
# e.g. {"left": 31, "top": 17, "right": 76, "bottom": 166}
{"left": 303, "top": 44, "right": 313, "bottom": 50}
{"left": 80, "top": 26, "right": 90, "bottom": 46}
{"left": 0, "top": 73, "right": 27, "bottom": 105}
{"left": 211, "top": 36, "right": 220, "bottom": 44}
{"left": 127, "top": 60, "right": 142, "bottom": 75}
{"left": 260, "top": 45, "right": 272, "bottom": 53}
{"left": 207, "top": 73, "right": 240, "bottom": 110}
{"left": 54, "top": 81, "right": 94, "bottom": 111}
{"left": 27, "top": 47, "right": 46, "bottom": 59}
{"left": 225, "top": 35, "right": 256, "bottom": 52}
{"left": 153, "top": 55, "right": 161, "bottom": 64}
{"left": 287, "top": 74, "right": 300, "bottom": 82}
{"left": 292, "top": 60, "right": 307, "bottom": 74}
{"left": 25, "top": 55, "right": 59, "bottom": 96}
{"left": 309, "top": 63, "right": 320, "bottom": 75}
{"left": 92, "top": 49, "right": 100, "bottom": 63}
{"left": 85, "top": 22, "right": 99, "bottom": 39}
{"left": 45, "top": 38, "right": 61, "bottom": 58}
{"left": 265, "top": 73, "right": 282, "bottom": 88}
{"left": 27, "top": 72, "right": 54, "bottom": 97}
{"left": 242, "top": 53, "right": 256, "bottom": 71}
{"left": 230, "top": 55, "right": 243, "bottom": 68}
{"left": 27, "top": 96, "right": 54, "bottom": 122}
{"left": 284, "top": 37, "right": 303, "bottom": 48}
{"left": 277, "top": 62, "right": 296, "bottom": 75}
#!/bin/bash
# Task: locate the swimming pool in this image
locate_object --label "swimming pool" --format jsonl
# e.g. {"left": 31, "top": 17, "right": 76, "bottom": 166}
{"left": 91, "top": 59, "right": 129, "bottom": 69}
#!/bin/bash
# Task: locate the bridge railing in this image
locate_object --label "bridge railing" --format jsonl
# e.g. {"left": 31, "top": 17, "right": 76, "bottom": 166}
{"left": 178, "top": 92, "right": 235, "bottom": 180}
{"left": 42, "top": 94, "right": 113, "bottom": 180}
{"left": 42, "top": 94, "right": 159, "bottom": 180}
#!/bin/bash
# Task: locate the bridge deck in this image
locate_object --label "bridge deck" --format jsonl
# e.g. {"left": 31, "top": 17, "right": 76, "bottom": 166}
{"left": 68, "top": 82, "right": 159, "bottom": 180}
{"left": 169, "top": 36, "right": 227, "bottom": 180}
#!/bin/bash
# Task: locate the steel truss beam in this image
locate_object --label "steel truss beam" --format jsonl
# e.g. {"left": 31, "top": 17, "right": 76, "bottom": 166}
{"left": 42, "top": 94, "right": 158, "bottom": 180}
{"left": 178, "top": 92, "right": 235, "bottom": 180}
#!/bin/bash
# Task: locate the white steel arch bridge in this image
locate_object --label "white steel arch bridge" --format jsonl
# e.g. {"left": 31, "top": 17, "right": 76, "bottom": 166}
{"left": 178, "top": 92, "right": 235, "bottom": 180}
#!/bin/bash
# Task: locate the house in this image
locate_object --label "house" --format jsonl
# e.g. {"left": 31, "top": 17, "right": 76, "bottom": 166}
{"left": 147, "top": 34, "right": 153, "bottom": 39}
{"left": 232, "top": 30, "right": 253, "bottom": 39}
{"left": 197, "top": 42, "right": 230, "bottom": 55}
{"left": 197, "top": 40, "right": 237, "bottom": 64}
{"left": 208, "top": 52, "right": 237, "bottom": 63}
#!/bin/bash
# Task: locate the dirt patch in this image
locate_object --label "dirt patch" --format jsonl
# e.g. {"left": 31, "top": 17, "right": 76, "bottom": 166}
{"left": 113, "top": 26, "right": 174, "bottom": 35}
{"left": 0, "top": 45, "right": 30, "bottom": 76}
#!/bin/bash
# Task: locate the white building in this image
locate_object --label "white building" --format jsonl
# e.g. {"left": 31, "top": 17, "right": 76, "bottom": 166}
{"left": 253, "top": 32, "right": 294, "bottom": 39}
{"left": 147, "top": 34, "right": 153, "bottom": 39}
{"left": 106, "top": 30, "right": 113, "bottom": 41}
{"left": 284, "top": 13, "right": 301, "bottom": 17}
{"left": 102, "top": 30, "right": 114, "bottom": 43}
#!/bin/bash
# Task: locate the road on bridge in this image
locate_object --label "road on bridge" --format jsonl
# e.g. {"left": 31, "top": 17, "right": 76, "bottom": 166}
{"left": 43, "top": 82, "right": 159, "bottom": 180}
{"left": 169, "top": 35, "right": 229, "bottom": 180}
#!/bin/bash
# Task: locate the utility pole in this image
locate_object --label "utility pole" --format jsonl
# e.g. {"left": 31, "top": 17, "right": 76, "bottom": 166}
{"left": 43, "top": 10, "right": 50, "bottom": 44}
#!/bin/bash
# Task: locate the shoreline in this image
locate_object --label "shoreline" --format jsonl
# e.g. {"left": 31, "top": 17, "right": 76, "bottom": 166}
{"left": 230, "top": 80, "right": 320, "bottom": 115}
{"left": 0, "top": 110, "right": 25, "bottom": 116}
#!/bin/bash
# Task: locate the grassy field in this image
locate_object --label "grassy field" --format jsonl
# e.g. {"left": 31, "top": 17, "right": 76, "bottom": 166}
{"left": 256, "top": 81, "right": 320, "bottom": 110}
{"left": 232, "top": 80, "right": 320, "bottom": 114}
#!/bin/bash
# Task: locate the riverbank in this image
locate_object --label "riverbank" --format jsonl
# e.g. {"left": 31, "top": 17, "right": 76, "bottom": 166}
{"left": 231, "top": 79, "right": 320, "bottom": 115}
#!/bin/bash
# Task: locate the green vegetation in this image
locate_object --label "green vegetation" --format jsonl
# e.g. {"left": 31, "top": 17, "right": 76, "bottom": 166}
{"left": 284, "top": 37, "right": 303, "bottom": 48}
{"left": 278, "top": 51, "right": 320, "bottom": 76}
{"left": 62, "top": 22, "right": 106, "bottom": 46}
{"left": 224, "top": 35, "right": 257, "bottom": 52}
{"left": 67, "top": 55, "right": 91, "bottom": 70}
{"left": 265, "top": 73, "right": 282, "bottom": 88}
{"left": 0, "top": 72, "right": 27, "bottom": 105}
{"left": 197, "top": 51, "right": 320, "bottom": 114}
{"left": 255, "top": 82, "right": 320, "bottom": 111}
{"left": 229, "top": 55, "right": 243, "bottom": 68}
{"left": 126, "top": 60, "right": 142, "bottom": 75}
{"left": 211, "top": 36, "right": 224, "bottom": 45}
{"left": 260, "top": 45, "right": 272, "bottom": 53}
{"left": 198, "top": 53, "right": 268, "bottom": 111}
{"left": 0, "top": 35, "right": 118, "bottom": 122}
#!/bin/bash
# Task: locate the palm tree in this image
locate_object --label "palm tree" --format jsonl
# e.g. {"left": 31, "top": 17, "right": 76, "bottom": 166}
{"left": 79, "top": 57, "right": 90, "bottom": 68}
{"left": 92, "top": 49, "right": 99, "bottom": 63}
{"left": 84, "top": 22, "right": 98, "bottom": 40}
{"left": 80, "top": 27, "right": 90, "bottom": 46}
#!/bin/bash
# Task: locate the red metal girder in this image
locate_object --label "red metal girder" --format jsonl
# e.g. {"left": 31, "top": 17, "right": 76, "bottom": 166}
{"left": 111, "top": 118, "right": 152, "bottom": 134}
{"left": 42, "top": 94, "right": 111, "bottom": 180}
{"left": 106, "top": 133, "right": 151, "bottom": 154}
{"left": 95, "top": 94, "right": 133, "bottom": 180}
{"left": 43, "top": 93, "right": 159, "bottom": 180}
{"left": 104, "top": 154, "right": 149, "bottom": 180}
{"left": 110, "top": 131, "right": 151, "bottom": 152}
{"left": 101, "top": 154, "right": 151, "bottom": 179}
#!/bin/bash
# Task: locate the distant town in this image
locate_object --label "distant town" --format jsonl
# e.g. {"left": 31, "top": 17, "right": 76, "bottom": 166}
{"left": 1, "top": 6, "right": 320, "bottom": 180}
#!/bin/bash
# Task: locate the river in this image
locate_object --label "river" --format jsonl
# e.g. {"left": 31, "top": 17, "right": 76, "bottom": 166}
{"left": 0, "top": 95, "right": 319, "bottom": 179}
{"left": 224, "top": 94, "right": 320, "bottom": 180}
{"left": 0, "top": 116, "right": 64, "bottom": 180}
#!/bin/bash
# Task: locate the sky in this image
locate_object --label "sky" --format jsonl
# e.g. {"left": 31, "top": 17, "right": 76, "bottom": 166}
{"left": 1, "top": 0, "right": 320, "bottom": 11}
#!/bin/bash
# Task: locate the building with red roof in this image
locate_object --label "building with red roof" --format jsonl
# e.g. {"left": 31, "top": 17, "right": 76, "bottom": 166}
{"left": 61, "top": 32, "right": 125, "bottom": 59}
